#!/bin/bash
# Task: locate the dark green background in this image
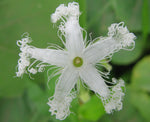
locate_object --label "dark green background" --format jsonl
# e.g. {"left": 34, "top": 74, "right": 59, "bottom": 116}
{"left": 0, "top": 0, "right": 150, "bottom": 122}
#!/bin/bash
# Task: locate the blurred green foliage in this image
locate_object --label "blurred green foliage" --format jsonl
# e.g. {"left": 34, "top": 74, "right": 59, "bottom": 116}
{"left": 0, "top": 0, "right": 150, "bottom": 122}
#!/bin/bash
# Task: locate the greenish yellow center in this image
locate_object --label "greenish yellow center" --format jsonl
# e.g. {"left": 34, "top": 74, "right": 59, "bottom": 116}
{"left": 73, "top": 57, "right": 83, "bottom": 67}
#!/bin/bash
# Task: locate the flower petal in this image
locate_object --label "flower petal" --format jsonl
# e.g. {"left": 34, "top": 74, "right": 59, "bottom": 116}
{"left": 28, "top": 48, "right": 68, "bottom": 67}
{"left": 51, "top": 2, "right": 85, "bottom": 55}
{"left": 83, "top": 22, "right": 136, "bottom": 64}
{"left": 47, "top": 66, "right": 78, "bottom": 120}
{"left": 16, "top": 37, "right": 68, "bottom": 77}
{"left": 83, "top": 37, "right": 116, "bottom": 64}
{"left": 64, "top": 17, "right": 85, "bottom": 55}
{"left": 79, "top": 65, "right": 109, "bottom": 97}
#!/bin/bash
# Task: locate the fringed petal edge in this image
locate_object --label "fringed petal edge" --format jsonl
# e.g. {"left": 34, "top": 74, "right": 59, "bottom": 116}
{"left": 16, "top": 37, "right": 32, "bottom": 77}
{"left": 47, "top": 92, "right": 76, "bottom": 120}
{"left": 101, "top": 79, "right": 125, "bottom": 113}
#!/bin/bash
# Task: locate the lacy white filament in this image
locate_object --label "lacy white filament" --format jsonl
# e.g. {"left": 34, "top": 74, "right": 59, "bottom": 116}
{"left": 101, "top": 79, "right": 125, "bottom": 113}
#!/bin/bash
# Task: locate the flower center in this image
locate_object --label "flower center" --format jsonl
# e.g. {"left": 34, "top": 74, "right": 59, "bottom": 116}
{"left": 73, "top": 57, "right": 83, "bottom": 67}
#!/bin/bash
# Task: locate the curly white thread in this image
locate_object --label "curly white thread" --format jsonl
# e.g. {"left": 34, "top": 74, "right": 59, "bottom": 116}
{"left": 16, "top": 38, "right": 31, "bottom": 77}
{"left": 51, "top": 2, "right": 80, "bottom": 23}
{"left": 108, "top": 22, "right": 136, "bottom": 49}
{"left": 47, "top": 93, "right": 76, "bottom": 120}
{"left": 102, "top": 79, "right": 125, "bottom": 113}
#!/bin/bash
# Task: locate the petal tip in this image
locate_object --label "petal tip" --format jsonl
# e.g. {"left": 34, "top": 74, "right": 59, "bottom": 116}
{"left": 108, "top": 22, "right": 136, "bottom": 49}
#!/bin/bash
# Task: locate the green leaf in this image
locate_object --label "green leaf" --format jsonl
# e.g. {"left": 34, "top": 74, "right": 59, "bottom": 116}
{"left": 27, "top": 81, "right": 49, "bottom": 116}
{"left": 130, "top": 91, "right": 150, "bottom": 122}
{"left": 87, "top": 0, "right": 111, "bottom": 27}
{"left": 114, "top": 0, "right": 143, "bottom": 32}
{"left": 131, "top": 56, "right": 150, "bottom": 92}
{"left": 142, "top": 0, "right": 149, "bottom": 40}
{"left": 77, "top": 0, "right": 87, "bottom": 28}
{"left": 111, "top": 35, "right": 144, "bottom": 65}
{"left": 78, "top": 95, "right": 105, "bottom": 121}
{"left": 87, "top": 0, "right": 113, "bottom": 36}
{"left": 26, "top": 80, "right": 55, "bottom": 122}
{"left": 0, "top": 48, "right": 27, "bottom": 97}
{"left": 0, "top": 97, "right": 29, "bottom": 122}
{"left": 130, "top": 56, "right": 150, "bottom": 121}
{"left": 114, "top": 0, "right": 150, "bottom": 33}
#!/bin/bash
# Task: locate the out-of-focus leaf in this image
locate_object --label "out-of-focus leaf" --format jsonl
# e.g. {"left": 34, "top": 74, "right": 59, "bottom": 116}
{"left": 98, "top": 7, "right": 117, "bottom": 35}
{"left": 114, "top": 0, "right": 144, "bottom": 32}
{"left": 130, "top": 56, "right": 150, "bottom": 121}
{"left": 26, "top": 80, "right": 56, "bottom": 122}
{"left": 77, "top": 0, "right": 87, "bottom": 28}
{"left": 0, "top": 97, "right": 29, "bottom": 122}
{"left": 0, "top": 48, "right": 27, "bottom": 97}
{"left": 87, "top": 0, "right": 113, "bottom": 37}
{"left": 111, "top": 36, "right": 144, "bottom": 65}
{"left": 78, "top": 95, "right": 105, "bottom": 121}
{"left": 131, "top": 56, "right": 150, "bottom": 92}
{"left": 130, "top": 90, "right": 150, "bottom": 122}
{"left": 142, "top": 0, "right": 149, "bottom": 40}
{"left": 27, "top": 81, "right": 49, "bottom": 116}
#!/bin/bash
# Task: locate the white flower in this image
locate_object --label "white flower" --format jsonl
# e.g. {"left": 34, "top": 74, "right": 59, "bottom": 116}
{"left": 16, "top": 2, "right": 136, "bottom": 120}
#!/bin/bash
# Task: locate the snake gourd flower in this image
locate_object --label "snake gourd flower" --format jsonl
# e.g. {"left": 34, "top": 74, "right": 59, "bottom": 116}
{"left": 16, "top": 2, "right": 136, "bottom": 120}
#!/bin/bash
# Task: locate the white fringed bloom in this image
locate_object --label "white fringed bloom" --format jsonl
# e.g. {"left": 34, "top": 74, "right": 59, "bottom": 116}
{"left": 16, "top": 2, "right": 136, "bottom": 120}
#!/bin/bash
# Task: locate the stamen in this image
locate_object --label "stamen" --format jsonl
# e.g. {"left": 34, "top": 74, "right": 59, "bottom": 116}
{"left": 73, "top": 57, "right": 83, "bottom": 67}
